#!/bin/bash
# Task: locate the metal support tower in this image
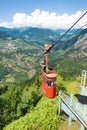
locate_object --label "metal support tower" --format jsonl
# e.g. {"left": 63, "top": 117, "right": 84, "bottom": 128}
{"left": 81, "top": 70, "right": 86, "bottom": 86}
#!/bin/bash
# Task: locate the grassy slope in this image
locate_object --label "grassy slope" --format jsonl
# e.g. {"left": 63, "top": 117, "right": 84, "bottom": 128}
{"left": 58, "top": 121, "right": 80, "bottom": 130}
{"left": 58, "top": 80, "right": 80, "bottom": 130}
{"left": 65, "top": 80, "right": 79, "bottom": 94}
{"left": 4, "top": 79, "right": 80, "bottom": 130}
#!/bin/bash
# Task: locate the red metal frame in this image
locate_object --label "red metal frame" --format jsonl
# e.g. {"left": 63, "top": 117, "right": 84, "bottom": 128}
{"left": 42, "top": 71, "right": 56, "bottom": 98}
{"left": 41, "top": 44, "right": 57, "bottom": 98}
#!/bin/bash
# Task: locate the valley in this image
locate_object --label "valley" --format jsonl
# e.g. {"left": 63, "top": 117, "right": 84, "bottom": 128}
{"left": 0, "top": 36, "right": 42, "bottom": 85}
{"left": 0, "top": 27, "right": 87, "bottom": 86}
{"left": 0, "top": 26, "right": 87, "bottom": 130}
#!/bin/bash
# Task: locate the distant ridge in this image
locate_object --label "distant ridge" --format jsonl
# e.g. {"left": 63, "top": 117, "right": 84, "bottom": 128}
{"left": 0, "top": 26, "right": 87, "bottom": 83}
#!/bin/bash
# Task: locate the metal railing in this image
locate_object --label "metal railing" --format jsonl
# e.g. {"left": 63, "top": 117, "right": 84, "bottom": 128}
{"left": 58, "top": 91, "right": 87, "bottom": 130}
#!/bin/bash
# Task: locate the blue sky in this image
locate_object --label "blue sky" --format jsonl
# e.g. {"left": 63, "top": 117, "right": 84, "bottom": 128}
{"left": 0, "top": 0, "right": 87, "bottom": 29}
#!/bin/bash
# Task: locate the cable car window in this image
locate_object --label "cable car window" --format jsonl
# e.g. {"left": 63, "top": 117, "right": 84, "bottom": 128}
{"left": 54, "top": 81, "right": 56, "bottom": 87}
{"left": 51, "top": 81, "right": 53, "bottom": 86}
{"left": 46, "top": 80, "right": 52, "bottom": 87}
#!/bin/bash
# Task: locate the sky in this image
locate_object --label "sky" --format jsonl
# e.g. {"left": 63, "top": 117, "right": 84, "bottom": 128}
{"left": 0, "top": 0, "right": 87, "bottom": 29}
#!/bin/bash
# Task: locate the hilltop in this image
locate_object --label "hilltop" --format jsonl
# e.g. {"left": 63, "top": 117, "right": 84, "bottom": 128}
{"left": 2, "top": 76, "right": 80, "bottom": 130}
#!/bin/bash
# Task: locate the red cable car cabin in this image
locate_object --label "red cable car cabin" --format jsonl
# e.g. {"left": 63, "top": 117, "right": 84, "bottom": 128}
{"left": 41, "top": 44, "right": 57, "bottom": 98}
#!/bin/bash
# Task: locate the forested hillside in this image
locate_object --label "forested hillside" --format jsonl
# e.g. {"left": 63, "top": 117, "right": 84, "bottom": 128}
{"left": 0, "top": 27, "right": 87, "bottom": 86}
{"left": 1, "top": 74, "right": 80, "bottom": 130}
{"left": 50, "top": 28, "right": 87, "bottom": 79}
{"left": 0, "top": 76, "right": 42, "bottom": 129}
{"left": 0, "top": 27, "right": 87, "bottom": 130}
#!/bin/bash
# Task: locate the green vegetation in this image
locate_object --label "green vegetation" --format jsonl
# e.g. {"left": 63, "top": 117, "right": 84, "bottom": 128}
{"left": 3, "top": 97, "right": 62, "bottom": 130}
{"left": 0, "top": 76, "right": 42, "bottom": 129}
{"left": 0, "top": 27, "right": 87, "bottom": 86}
{"left": 0, "top": 64, "right": 9, "bottom": 80}
{"left": 0, "top": 37, "right": 42, "bottom": 85}
{"left": 0, "top": 73, "right": 80, "bottom": 130}
{"left": 0, "top": 27, "right": 87, "bottom": 130}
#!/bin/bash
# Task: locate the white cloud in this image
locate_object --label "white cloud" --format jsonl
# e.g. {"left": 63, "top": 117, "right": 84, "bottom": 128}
{"left": 0, "top": 22, "right": 11, "bottom": 27}
{"left": 0, "top": 9, "right": 87, "bottom": 29}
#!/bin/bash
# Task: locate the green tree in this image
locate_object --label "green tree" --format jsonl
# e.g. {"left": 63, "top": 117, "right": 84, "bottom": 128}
{"left": 56, "top": 73, "right": 67, "bottom": 93}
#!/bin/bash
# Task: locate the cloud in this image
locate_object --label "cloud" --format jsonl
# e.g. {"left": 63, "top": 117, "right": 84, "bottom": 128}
{"left": 0, "top": 9, "right": 87, "bottom": 29}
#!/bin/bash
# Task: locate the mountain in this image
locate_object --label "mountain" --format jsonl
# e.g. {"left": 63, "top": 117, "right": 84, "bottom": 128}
{"left": 0, "top": 27, "right": 26, "bottom": 36}
{"left": 19, "top": 27, "right": 58, "bottom": 43}
{"left": 51, "top": 28, "right": 87, "bottom": 79}
{"left": 59, "top": 28, "right": 87, "bottom": 52}
{"left": 0, "top": 27, "right": 58, "bottom": 43}
{"left": 73, "top": 29, "right": 87, "bottom": 50}
{"left": 0, "top": 30, "right": 42, "bottom": 85}
{"left": 0, "top": 27, "right": 86, "bottom": 85}
{"left": 0, "top": 26, "right": 87, "bottom": 130}
{"left": 0, "top": 31, "right": 14, "bottom": 40}
{"left": 0, "top": 27, "right": 77, "bottom": 44}
{"left": 53, "top": 29, "right": 77, "bottom": 37}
